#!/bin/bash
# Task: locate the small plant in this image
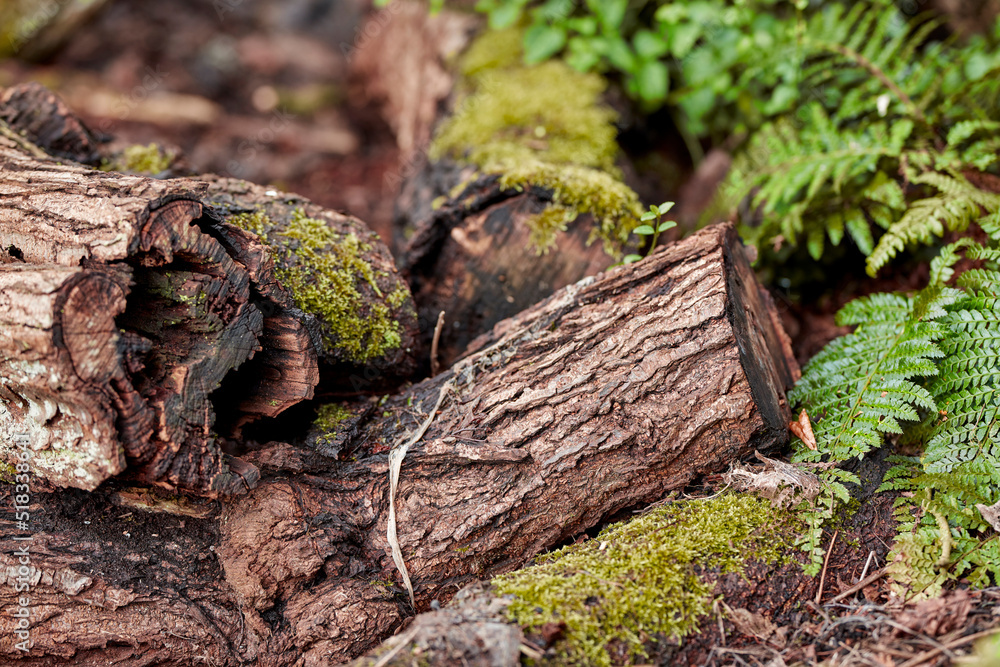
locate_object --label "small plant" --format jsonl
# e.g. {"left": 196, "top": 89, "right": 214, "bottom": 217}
{"left": 789, "top": 217, "right": 1000, "bottom": 595}
{"left": 623, "top": 201, "right": 676, "bottom": 264}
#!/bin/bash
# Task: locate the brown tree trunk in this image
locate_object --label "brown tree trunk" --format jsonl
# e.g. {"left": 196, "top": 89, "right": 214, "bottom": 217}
{"left": 0, "top": 100, "right": 419, "bottom": 495}
{"left": 0, "top": 223, "right": 798, "bottom": 665}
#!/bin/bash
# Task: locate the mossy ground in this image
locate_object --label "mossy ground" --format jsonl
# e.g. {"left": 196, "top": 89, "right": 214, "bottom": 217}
{"left": 229, "top": 208, "right": 402, "bottom": 363}
{"left": 492, "top": 493, "right": 798, "bottom": 666}
{"left": 430, "top": 28, "right": 642, "bottom": 255}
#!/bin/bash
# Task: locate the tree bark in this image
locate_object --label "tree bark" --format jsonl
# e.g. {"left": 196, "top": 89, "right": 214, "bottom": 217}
{"left": 0, "top": 103, "right": 419, "bottom": 495}
{"left": 0, "top": 222, "right": 798, "bottom": 665}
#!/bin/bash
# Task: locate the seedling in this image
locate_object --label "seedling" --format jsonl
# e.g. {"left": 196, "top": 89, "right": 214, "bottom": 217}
{"left": 623, "top": 201, "right": 676, "bottom": 264}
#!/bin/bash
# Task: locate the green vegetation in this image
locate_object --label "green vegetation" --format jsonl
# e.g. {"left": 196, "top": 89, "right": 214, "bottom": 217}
{"left": 622, "top": 201, "right": 676, "bottom": 264}
{"left": 493, "top": 494, "right": 796, "bottom": 665}
{"left": 229, "top": 209, "right": 403, "bottom": 363}
{"left": 440, "top": 0, "right": 1000, "bottom": 274}
{"left": 313, "top": 403, "right": 353, "bottom": 448}
{"left": 406, "top": 0, "right": 1000, "bottom": 608}
{"left": 430, "top": 28, "right": 643, "bottom": 254}
{"left": 101, "top": 143, "right": 173, "bottom": 175}
{"left": 723, "top": 3, "right": 1000, "bottom": 273}
{"left": 465, "top": 0, "right": 803, "bottom": 144}
{"left": 441, "top": 0, "right": 1000, "bottom": 601}
{"left": 791, "top": 221, "right": 1000, "bottom": 596}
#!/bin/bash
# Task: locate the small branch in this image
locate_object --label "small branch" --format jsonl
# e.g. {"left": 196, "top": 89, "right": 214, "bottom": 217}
{"left": 897, "top": 626, "right": 1000, "bottom": 667}
{"left": 828, "top": 567, "right": 886, "bottom": 603}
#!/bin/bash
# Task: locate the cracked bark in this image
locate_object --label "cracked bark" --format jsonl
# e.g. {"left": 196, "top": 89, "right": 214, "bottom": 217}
{"left": 0, "top": 91, "right": 418, "bottom": 495}
{"left": 0, "top": 223, "right": 797, "bottom": 665}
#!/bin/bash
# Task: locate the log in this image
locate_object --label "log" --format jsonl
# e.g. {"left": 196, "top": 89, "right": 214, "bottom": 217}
{"left": 397, "top": 172, "right": 619, "bottom": 369}
{"left": 0, "top": 90, "right": 419, "bottom": 494}
{"left": 0, "top": 223, "right": 797, "bottom": 665}
{"left": 356, "top": 18, "right": 644, "bottom": 368}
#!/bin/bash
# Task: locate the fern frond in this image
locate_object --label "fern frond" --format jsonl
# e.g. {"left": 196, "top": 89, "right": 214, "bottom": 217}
{"left": 866, "top": 192, "right": 984, "bottom": 276}
{"left": 790, "top": 292, "right": 947, "bottom": 462}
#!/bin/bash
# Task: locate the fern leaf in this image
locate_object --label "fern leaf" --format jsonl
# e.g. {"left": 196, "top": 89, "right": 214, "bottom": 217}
{"left": 790, "top": 292, "right": 948, "bottom": 461}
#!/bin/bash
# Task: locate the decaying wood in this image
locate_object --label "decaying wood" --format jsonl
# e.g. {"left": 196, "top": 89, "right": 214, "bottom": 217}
{"left": 350, "top": 2, "right": 475, "bottom": 161}
{"left": 0, "top": 91, "right": 419, "bottom": 494}
{"left": 397, "top": 171, "right": 617, "bottom": 368}
{"left": 0, "top": 223, "right": 797, "bottom": 665}
{"left": 355, "top": 9, "right": 630, "bottom": 368}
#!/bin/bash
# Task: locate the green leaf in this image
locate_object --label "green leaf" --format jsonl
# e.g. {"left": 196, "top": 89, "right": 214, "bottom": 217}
{"left": 590, "top": 0, "right": 626, "bottom": 31}
{"left": 623, "top": 254, "right": 643, "bottom": 264}
{"left": 568, "top": 16, "right": 598, "bottom": 36}
{"left": 668, "top": 22, "right": 702, "bottom": 59}
{"left": 524, "top": 24, "right": 567, "bottom": 64}
{"left": 658, "top": 202, "right": 675, "bottom": 214}
{"left": 633, "top": 30, "right": 669, "bottom": 59}
{"left": 635, "top": 59, "right": 669, "bottom": 103}
{"left": 640, "top": 211, "right": 656, "bottom": 221}
{"left": 634, "top": 225, "right": 656, "bottom": 235}
{"left": 488, "top": 2, "right": 524, "bottom": 29}
{"left": 658, "top": 221, "right": 677, "bottom": 232}
{"left": 605, "top": 36, "right": 636, "bottom": 72}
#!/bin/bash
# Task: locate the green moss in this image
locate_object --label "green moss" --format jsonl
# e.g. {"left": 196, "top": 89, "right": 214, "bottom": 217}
{"left": 229, "top": 210, "right": 270, "bottom": 239}
{"left": 386, "top": 286, "right": 409, "bottom": 309}
{"left": 228, "top": 208, "right": 403, "bottom": 363}
{"left": 0, "top": 460, "right": 17, "bottom": 484}
{"left": 104, "top": 143, "right": 172, "bottom": 174}
{"left": 492, "top": 494, "right": 796, "bottom": 666}
{"left": 459, "top": 26, "right": 525, "bottom": 79}
{"left": 431, "top": 31, "right": 642, "bottom": 254}
{"left": 313, "top": 403, "right": 353, "bottom": 445}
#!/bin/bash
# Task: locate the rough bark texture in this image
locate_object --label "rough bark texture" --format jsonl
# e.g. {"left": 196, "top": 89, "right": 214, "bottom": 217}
{"left": 0, "top": 90, "right": 419, "bottom": 494}
{"left": 0, "top": 223, "right": 797, "bottom": 665}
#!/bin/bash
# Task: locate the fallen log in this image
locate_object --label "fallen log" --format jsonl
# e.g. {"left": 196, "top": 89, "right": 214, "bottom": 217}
{"left": 0, "top": 94, "right": 419, "bottom": 495}
{"left": 0, "top": 222, "right": 797, "bottom": 665}
{"left": 357, "top": 19, "right": 645, "bottom": 367}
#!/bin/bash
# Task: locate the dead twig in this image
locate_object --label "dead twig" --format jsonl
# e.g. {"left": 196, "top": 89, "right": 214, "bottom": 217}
{"left": 815, "top": 529, "right": 839, "bottom": 604}
{"left": 894, "top": 627, "right": 995, "bottom": 667}
{"left": 828, "top": 567, "right": 887, "bottom": 603}
{"left": 430, "top": 310, "right": 445, "bottom": 376}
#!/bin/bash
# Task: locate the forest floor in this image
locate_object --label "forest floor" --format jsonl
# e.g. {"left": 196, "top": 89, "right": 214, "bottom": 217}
{"left": 3, "top": 1, "right": 999, "bottom": 665}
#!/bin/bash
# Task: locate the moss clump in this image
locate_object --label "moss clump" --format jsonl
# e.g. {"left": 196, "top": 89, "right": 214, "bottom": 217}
{"left": 104, "top": 143, "right": 172, "bottom": 174}
{"left": 229, "top": 210, "right": 270, "bottom": 238}
{"left": 459, "top": 26, "right": 525, "bottom": 79}
{"left": 0, "top": 460, "right": 17, "bottom": 483}
{"left": 492, "top": 494, "right": 796, "bottom": 666}
{"left": 313, "top": 403, "right": 353, "bottom": 444}
{"left": 431, "top": 30, "right": 642, "bottom": 254}
{"left": 229, "top": 208, "right": 403, "bottom": 363}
